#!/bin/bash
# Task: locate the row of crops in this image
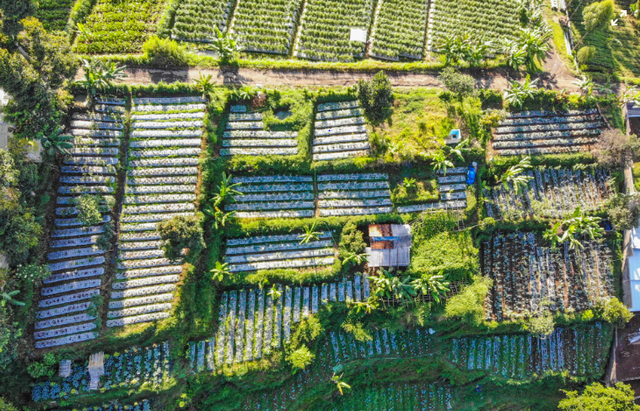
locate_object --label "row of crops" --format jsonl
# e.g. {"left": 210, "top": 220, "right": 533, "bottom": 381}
{"left": 222, "top": 105, "right": 299, "bottom": 156}
{"left": 187, "top": 275, "right": 371, "bottom": 371}
{"left": 484, "top": 167, "right": 615, "bottom": 220}
{"left": 32, "top": 342, "right": 171, "bottom": 401}
{"left": 312, "top": 100, "right": 370, "bottom": 161}
{"left": 171, "top": 0, "right": 234, "bottom": 43}
{"left": 449, "top": 322, "right": 609, "bottom": 379}
{"left": 35, "top": 99, "right": 125, "bottom": 349}
{"left": 110, "top": 96, "right": 206, "bottom": 327}
{"left": 54, "top": 400, "right": 153, "bottom": 411}
{"left": 75, "top": 0, "right": 166, "bottom": 54}
{"left": 492, "top": 110, "right": 605, "bottom": 156}
{"left": 482, "top": 232, "right": 614, "bottom": 321}
{"left": 34, "top": 0, "right": 75, "bottom": 31}
{"left": 370, "top": 0, "right": 428, "bottom": 61}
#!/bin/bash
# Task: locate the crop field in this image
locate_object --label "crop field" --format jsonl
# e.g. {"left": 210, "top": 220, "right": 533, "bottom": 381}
{"left": 171, "top": 0, "right": 233, "bottom": 42}
{"left": 35, "top": 0, "right": 75, "bottom": 31}
{"left": 75, "top": 0, "right": 166, "bottom": 54}
{"left": 482, "top": 232, "right": 614, "bottom": 321}
{"left": 230, "top": 0, "right": 303, "bottom": 55}
{"left": 294, "top": 0, "right": 375, "bottom": 61}
{"left": 370, "top": 0, "right": 429, "bottom": 61}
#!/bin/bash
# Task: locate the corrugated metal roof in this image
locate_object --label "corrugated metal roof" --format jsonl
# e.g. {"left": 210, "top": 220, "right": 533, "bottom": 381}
{"left": 366, "top": 247, "right": 411, "bottom": 267}
{"left": 628, "top": 102, "right": 640, "bottom": 118}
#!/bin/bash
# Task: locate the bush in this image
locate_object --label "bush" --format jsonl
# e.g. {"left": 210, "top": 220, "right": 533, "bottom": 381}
{"left": 142, "top": 36, "right": 189, "bottom": 67}
{"left": 526, "top": 311, "right": 555, "bottom": 337}
{"left": 339, "top": 221, "right": 366, "bottom": 255}
{"left": 606, "top": 193, "right": 640, "bottom": 230}
{"left": 594, "top": 297, "right": 633, "bottom": 327}
{"left": 76, "top": 194, "right": 103, "bottom": 227}
{"left": 577, "top": 46, "right": 597, "bottom": 64}
{"left": 357, "top": 71, "right": 394, "bottom": 124}
{"left": 14, "top": 264, "right": 50, "bottom": 283}
{"left": 444, "top": 276, "right": 492, "bottom": 325}
{"left": 26, "top": 353, "right": 56, "bottom": 379}
{"left": 286, "top": 345, "right": 315, "bottom": 370}
{"left": 594, "top": 129, "right": 640, "bottom": 169}
{"left": 559, "top": 382, "right": 640, "bottom": 411}
{"left": 438, "top": 67, "right": 476, "bottom": 99}
{"left": 157, "top": 214, "right": 205, "bottom": 261}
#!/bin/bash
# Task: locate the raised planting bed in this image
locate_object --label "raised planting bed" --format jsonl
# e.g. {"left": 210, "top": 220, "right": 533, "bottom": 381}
{"left": 317, "top": 173, "right": 392, "bottom": 216}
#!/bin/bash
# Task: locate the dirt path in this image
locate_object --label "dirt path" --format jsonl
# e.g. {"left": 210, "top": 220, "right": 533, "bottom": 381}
{"left": 86, "top": 54, "right": 580, "bottom": 92}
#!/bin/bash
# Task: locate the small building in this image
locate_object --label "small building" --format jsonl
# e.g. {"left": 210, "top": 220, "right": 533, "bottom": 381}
{"left": 626, "top": 101, "right": 640, "bottom": 137}
{"left": 0, "top": 88, "right": 42, "bottom": 162}
{"left": 366, "top": 224, "right": 412, "bottom": 268}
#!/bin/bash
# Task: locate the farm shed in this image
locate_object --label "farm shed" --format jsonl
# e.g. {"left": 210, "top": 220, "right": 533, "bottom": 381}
{"left": 626, "top": 102, "right": 640, "bottom": 137}
{"left": 366, "top": 224, "right": 412, "bottom": 268}
{"left": 624, "top": 227, "right": 640, "bottom": 312}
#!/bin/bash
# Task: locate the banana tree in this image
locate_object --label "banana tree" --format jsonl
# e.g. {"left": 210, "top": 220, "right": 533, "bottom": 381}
{"left": 498, "top": 156, "right": 533, "bottom": 194}
{"left": 40, "top": 126, "right": 73, "bottom": 159}
{"left": 1, "top": 289, "right": 25, "bottom": 307}
{"left": 76, "top": 58, "right": 127, "bottom": 106}
{"left": 331, "top": 373, "right": 351, "bottom": 396}
{"left": 504, "top": 75, "right": 539, "bottom": 109}
{"left": 210, "top": 261, "right": 230, "bottom": 282}
{"left": 412, "top": 273, "right": 450, "bottom": 304}
{"left": 193, "top": 73, "right": 215, "bottom": 99}
{"left": 213, "top": 172, "right": 242, "bottom": 207}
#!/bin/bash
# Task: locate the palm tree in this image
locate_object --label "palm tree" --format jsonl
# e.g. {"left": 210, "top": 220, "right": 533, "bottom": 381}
{"left": 1, "top": 289, "right": 24, "bottom": 307}
{"left": 40, "top": 127, "right": 73, "bottom": 159}
{"left": 331, "top": 373, "right": 351, "bottom": 396}
{"left": 390, "top": 275, "right": 417, "bottom": 305}
{"left": 211, "top": 27, "right": 240, "bottom": 62}
{"left": 498, "top": 156, "right": 533, "bottom": 194}
{"left": 193, "top": 73, "right": 215, "bottom": 99}
{"left": 298, "top": 220, "right": 321, "bottom": 245}
{"left": 342, "top": 251, "right": 368, "bottom": 269}
{"left": 214, "top": 172, "right": 242, "bottom": 206}
{"left": 544, "top": 206, "right": 604, "bottom": 249}
{"left": 573, "top": 75, "right": 594, "bottom": 96}
{"left": 504, "top": 75, "right": 539, "bottom": 109}
{"left": 430, "top": 150, "right": 454, "bottom": 176}
{"left": 76, "top": 58, "right": 127, "bottom": 105}
{"left": 369, "top": 268, "right": 394, "bottom": 302}
{"left": 203, "top": 203, "right": 235, "bottom": 229}
{"left": 351, "top": 299, "right": 377, "bottom": 315}
{"left": 447, "top": 138, "right": 470, "bottom": 162}
{"left": 210, "top": 261, "right": 229, "bottom": 282}
{"left": 412, "top": 274, "right": 451, "bottom": 304}
{"left": 518, "top": 27, "right": 551, "bottom": 72}
{"left": 501, "top": 39, "right": 527, "bottom": 70}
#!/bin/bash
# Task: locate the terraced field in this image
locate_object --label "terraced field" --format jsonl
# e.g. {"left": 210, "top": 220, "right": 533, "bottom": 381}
{"left": 312, "top": 100, "right": 370, "bottom": 161}
{"left": 397, "top": 167, "right": 467, "bottom": 213}
{"left": 171, "top": 0, "right": 234, "bottom": 42}
{"left": 35, "top": 99, "right": 125, "bottom": 349}
{"left": 370, "top": 0, "right": 429, "bottom": 60}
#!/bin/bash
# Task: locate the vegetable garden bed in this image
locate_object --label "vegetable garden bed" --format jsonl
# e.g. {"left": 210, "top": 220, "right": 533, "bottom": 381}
{"left": 370, "top": 0, "right": 428, "bottom": 61}
{"left": 312, "top": 100, "right": 370, "bottom": 161}
{"left": 172, "top": 0, "right": 233, "bottom": 43}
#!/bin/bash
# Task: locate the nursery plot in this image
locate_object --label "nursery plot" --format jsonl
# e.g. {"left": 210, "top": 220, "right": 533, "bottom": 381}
{"left": 449, "top": 322, "right": 610, "bottom": 379}
{"left": 75, "top": 0, "right": 166, "bottom": 54}
{"left": 187, "top": 275, "right": 370, "bottom": 371}
{"left": 484, "top": 167, "right": 615, "bottom": 220}
{"left": 312, "top": 100, "right": 370, "bottom": 161}
{"left": 492, "top": 110, "right": 605, "bottom": 156}
{"left": 225, "top": 232, "right": 336, "bottom": 272}
{"left": 427, "top": 0, "right": 522, "bottom": 51}
{"left": 325, "top": 381, "right": 453, "bottom": 411}
{"left": 172, "top": 0, "right": 234, "bottom": 43}
{"left": 230, "top": 0, "right": 303, "bottom": 55}
{"left": 226, "top": 175, "right": 315, "bottom": 218}
{"left": 34, "top": 100, "right": 124, "bottom": 349}
{"left": 370, "top": 0, "right": 429, "bottom": 61}
{"left": 108, "top": 96, "right": 206, "bottom": 328}
{"left": 221, "top": 107, "right": 299, "bottom": 156}
{"left": 51, "top": 399, "right": 153, "bottom": 411}
{"left": 397, "top": 167, "right": 468, "bottom": 213}
{"left": 31, "top": 342, "right": 171, "bottom": 402}
{"left": 317, "top": 173, "right": 393, "bottom": 216}
{"left": 295, "top": 0, "right": 375, "bottom": 62}
{"left": 482, "top": 232, "right": 614, "bottom": 321}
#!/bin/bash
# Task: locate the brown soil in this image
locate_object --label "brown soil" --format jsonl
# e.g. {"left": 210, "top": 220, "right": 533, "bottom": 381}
{"left": 614, "top": 315, "right": 640, "bottom": 382}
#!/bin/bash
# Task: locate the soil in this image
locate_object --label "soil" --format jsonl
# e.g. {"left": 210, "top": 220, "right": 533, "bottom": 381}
{"left": 614, "top": 314, "right": 640, "bottom": 382}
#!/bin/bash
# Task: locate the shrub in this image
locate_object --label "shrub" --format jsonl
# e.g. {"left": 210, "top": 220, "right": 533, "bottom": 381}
{"left": 594, "top": 297, "right": 633, "bottom": 327}
{"left": 559, "top": 382, "right": 640, "bottom": 411}
{"left": 593, "top": 129, "right": 640, "bottom": 169}
{"left": 96, "top": 221, "right": 115, "bottom": 250}
{"left": 606, "top": 193, "right": 640, "bottom": 230}
{"left": 438, "top": 67, "right": 476, "bottom": 99}
{"left": 339, "top": 221, "right": 366, "bottom": 255}
{"left": 445, "top": 276, "right": 492, "bottom": 325}
{"left": 357, "top": 71, "right": 394, "bottom": 124}
{"left": 157, "top": 214, "right": 205, "bottom": 261}
{"left": 577, "top": 46, "right": 597, "bottom": 64}
{"left": 27, "top": 353, "right": 56, "bottom": 379}
{"left": 142, "top": 36, "right": 189, "bottom": 67}
{"left": 14, "top": 264, "right": 50, "bottom": 283}
{"left": 76, "top": 194, "right": 102, "bottom": 227}
{"left": 286, "top": 345, "right": 315, "bottom": 370}
{"left": 526, "top": 311, "right": 555, "bottom": 337}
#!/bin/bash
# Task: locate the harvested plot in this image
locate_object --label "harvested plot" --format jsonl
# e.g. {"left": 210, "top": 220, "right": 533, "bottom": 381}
{"left": 317, "top": 173, "right": 393, "bottom": 216}
{"left": 187, "top": 275, "right": 370, "bottom": 370}
{"left": 482, "top": 232, "right": 614, "bottom": 321}
{"left": 172, "top": 0, "right": 233, "bottom": 43}
{"left": 312, "top": 100, "right": 370, "bottom": 161}
{"left": 222, "top": 106, "right": 299, "bottom": 156}
{"left": 449, "top": 323, "right": 610, "bottom": 379}
{"left": 31, "top": 342, "right": 171, "bottom": 401}
{"left": 427, "top": 0, "right": 521, "bottom": 51}
{"left": 225, "top": 232, "right": 335, "bottom": 272}
{"left": 397, "top": 167, "right": 467, "bottom": 213}
{"left": 75, "top": 0, "right": 166, "bottom": 54}
{"left": 484, "top": 167, "right": 615, "bottom": 220}
{"left": 492, "top": 110, "right": 604, "bottom": 156}
{"left": 370, "top": 0, "right": 428, "bottom": 61}
{"left": 230, "top": 0, "right": 303, "bottom": 55}
{"left": 109, "top": 96, "right": 206, "bottom": 328}
{"left": 35, "top": 99, "right": 124, "bottom": 349}
{"left": 226, "top": 175, "right": 315, "bottom": 218}
{"left": 295, "top": 0, "right": 375, "bottom": 62}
